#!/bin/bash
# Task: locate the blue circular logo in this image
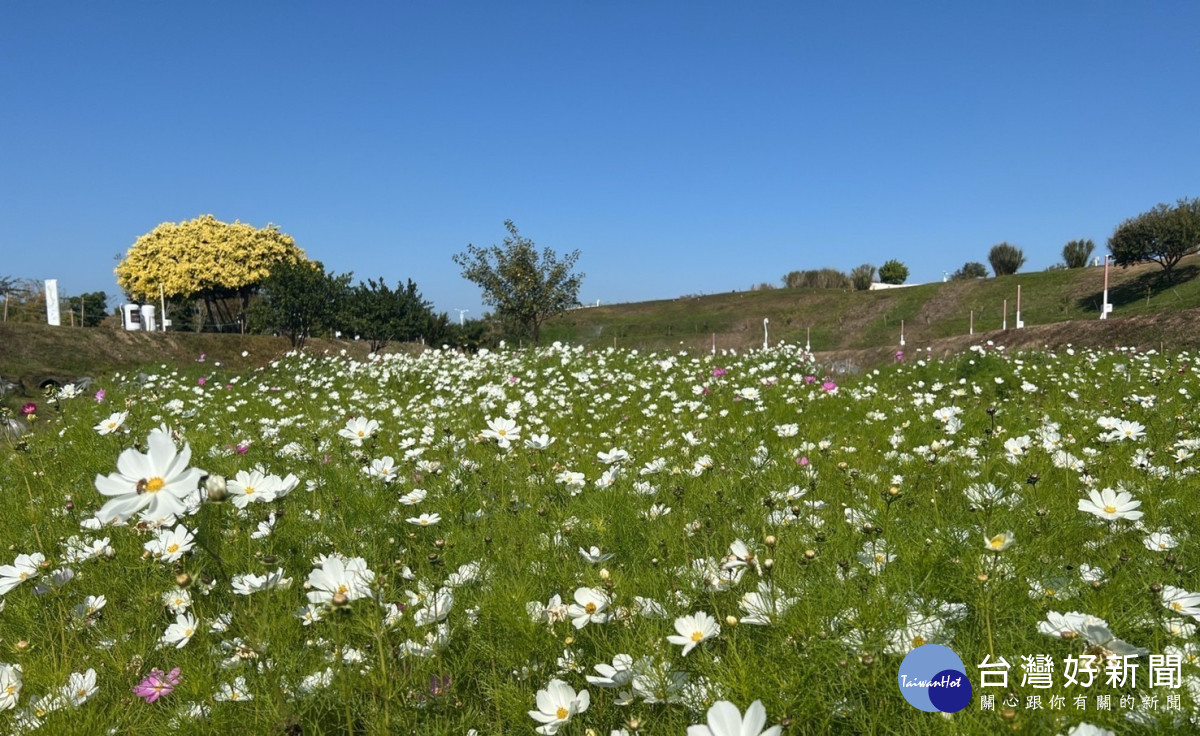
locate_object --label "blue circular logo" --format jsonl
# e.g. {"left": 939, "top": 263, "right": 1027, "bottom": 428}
{"left": 897, "top": 644, "right": 972, "bottom": 712}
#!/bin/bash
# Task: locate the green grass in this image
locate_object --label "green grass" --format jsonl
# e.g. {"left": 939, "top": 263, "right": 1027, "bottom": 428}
{"left": 1, "top": 341, "right": 1197, "bottom": 734}
{"left": 543, "top": 255, "right": 1200, "bottom": 352}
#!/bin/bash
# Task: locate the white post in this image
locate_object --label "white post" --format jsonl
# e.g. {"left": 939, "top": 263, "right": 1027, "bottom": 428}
{"left": 1003, "top": 299, "right": 1008, "bottom": 330}
{"left": 456, "top": 309, "right": 469, "bottom": 326}
{"left": 899, "top": 319, "right": 906, "bottom": 347}
{"left": 711, "top": 333, "right": 715, "bottom": 355}
{"left": 762, "top": 318, "right": 769, "bottom": 350}
{"left": 160, "top": 284, "right": 167, "bottom": 331}
{"left": 1100, "top": 256, "right": 1110, "bottom": 319}
{"left": 805, "top": 326, "right": 811, "bottom": 353}
{"left": 969, "top": 309, "right": 974, "bottom": 335}
{"left": 1015, "top": 284, "right": 1024, "bottom": 328}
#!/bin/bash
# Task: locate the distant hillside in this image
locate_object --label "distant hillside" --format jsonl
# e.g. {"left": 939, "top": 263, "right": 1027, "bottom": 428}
{"left": 543, "top": 254, "right": 1200, "bottom": 352}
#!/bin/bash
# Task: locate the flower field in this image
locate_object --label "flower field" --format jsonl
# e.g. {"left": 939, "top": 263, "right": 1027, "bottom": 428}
{"left": 1, "top": 342, "right": 1198, "bottom": 734}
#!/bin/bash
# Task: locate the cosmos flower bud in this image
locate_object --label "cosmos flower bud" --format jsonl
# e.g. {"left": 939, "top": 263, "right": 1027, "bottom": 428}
{"left": 331, "top": 592, "right": 350, "bottom": 607}
{"left": 725, "top": 615, "right": 738, "bottom": 627}
{"left": 599, "top": 568, "right": 610, "bottom": 580}
{"left": 203, "top": 474, "right": 228, "bottom": 502}
{"left": 764, "top": 535, "right": 777, "bottom": 548}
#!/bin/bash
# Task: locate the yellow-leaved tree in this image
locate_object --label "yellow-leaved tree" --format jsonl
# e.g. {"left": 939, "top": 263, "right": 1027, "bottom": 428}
{"left": 115, "top": 215, "right": 308, "bottom": 332}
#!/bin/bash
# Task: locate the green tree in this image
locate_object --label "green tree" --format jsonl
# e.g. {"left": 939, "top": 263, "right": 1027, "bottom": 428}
{"left": 255, "top": 260, "right": 351, "bottom": 349}
{"left": 988, "top": 242, "right": 1026, "bottom": 276}
{"left": 114, "top": 215, "right": 307, "bottom": 333}
{"left": 878, "top": 259, "right": 909, "bottom": 285}
{"left": 1062, "top": 239, "right": 1095, "bottom": 269}
{"left": 849, "top": 264, "right": 876, "bottom": 291}
{"left": 1108, "top": 198, "right": 1200, "bottom": 281}
{"left": 453, "top": 221, "right": 583, "bottom": 346}
{"left": 951, "top": 262, "right": 988, "bottom": 280}
{"left": 343, "top": 278, "right": 437, "bottom": 353}
{"left": 65, "top": 291, "right": 109, "bottom": 327}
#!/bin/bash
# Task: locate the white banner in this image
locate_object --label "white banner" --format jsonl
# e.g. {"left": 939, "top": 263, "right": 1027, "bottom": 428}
{"left": 45, "top": 279, "right": 61, "bottom": 326}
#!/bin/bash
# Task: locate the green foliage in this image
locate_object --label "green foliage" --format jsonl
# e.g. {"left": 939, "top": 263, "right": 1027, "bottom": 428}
{"left": 1108, "top": 198, "right": 1200, "bottom": 279}
{"left": 877, "top": 259, "right": 909, "bottom": 285}
{"left": 63, "top": 291, "right": 109, "bottom": 328}
{"left": 781, "top": 268, "right": 850, "bottom": 289}
{"left": 255, "top": 261, "right": 352, "bottom": 348}
{"left": 343, "top": 278, "right": 440, "bottom": 353}
{"left": 951, "top": 262, "right": 989, "bottom": 281}
{"left": 988, "top": 242, "right": 1026, "bottom": 276}
{"left": 849, "top": 264, "right": 876, "bottom": 291}
{"left": 453, "top": 221, "right": 584, "bottom": 345}
{"left": 1061, "top": 239, "right": 1095, "bottom": 269}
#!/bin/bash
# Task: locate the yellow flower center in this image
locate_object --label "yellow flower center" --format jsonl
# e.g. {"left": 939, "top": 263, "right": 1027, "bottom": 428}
{"left": 875, "top": 554, "right": 885, "bottom": 563}
{"left": 556, "top": 706, "right": 569, "bottom": 720}
{"left": 167, "top": 543, "right": 179, "bottom": 553}
{"left": 18, "top": 572, "right": 28, "bottom": 580}
{"left": 989, "top": 536, "right": 1005, "bottom": 549}
{"left": 1104, "top": 505, "right": 1117, "bottom": 514}
{"left": 245, "top": 487, "right": 256, "bottom": 495}
{"left": 585, "top": 602, "right": 597, "bottom": 614}
{"left": 357, "top": 430, "right": 365, "bottom": 437}
{"left": 184, "top": 627, "right": 193, "bottom": 636}
{"left": 1046, "top": 589, "right": 1056, "bottom": 597}
{"left": 691, "top": 631, "right": 704, "bottom": 642}
{"left": 336, "top": 585, "right": 349, "bottom": 595}
{"left": 1171, "top": 602, "right": 1183, "bottom": 611}
{"left": 76, "top": 688, "right": 87, "bottom": 697}
{"left": 498, "top": 429, "right": 507, "bottom": 436}
{"left": 912, "top": 636, "right": 926, "bottom": 647}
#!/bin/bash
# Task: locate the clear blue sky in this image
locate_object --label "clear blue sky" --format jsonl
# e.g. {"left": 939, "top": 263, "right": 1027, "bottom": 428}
{"left": 2, "top": 2, "right": 1197, "bottom": 317}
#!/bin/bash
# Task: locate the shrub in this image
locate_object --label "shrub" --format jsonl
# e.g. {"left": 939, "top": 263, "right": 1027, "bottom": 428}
{"left": 988, "top": 242, "right": 1026, "bottom": 276}
{"left": 1062, "top": 239, "right": 1095, "bottom": 269}
{"left": 781, "top": 268, "right": 851, "bottom": 290}
{"left": 878, "top": 259, "right": 909, "bottom": 285}
{"left": 951, "top": 262, "right": 988, "bottom": 280}
{"left": 849, "top": 264, "right": 876, "bottom": 291}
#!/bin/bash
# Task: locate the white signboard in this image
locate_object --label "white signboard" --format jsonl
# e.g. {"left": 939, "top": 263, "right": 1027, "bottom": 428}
{"left": 45, "top": 279, "right": 61, "bottom": 326}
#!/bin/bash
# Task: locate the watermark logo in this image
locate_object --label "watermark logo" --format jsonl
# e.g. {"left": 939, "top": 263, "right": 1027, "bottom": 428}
{"left": 898, "top": 644, "right": 972, "bottom": 713}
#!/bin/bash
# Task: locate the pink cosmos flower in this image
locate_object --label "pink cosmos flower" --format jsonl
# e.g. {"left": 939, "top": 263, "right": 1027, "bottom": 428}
{"left": 803, "top": 376, "right": 816, "bottom": 384}
{"left": 235, "top": 443, "right": 250, "bottom": 455}
{"left": 712, "top": 368, "right": 727, "bottom": 378}
{"left": 21, "top": 403, "right": 37, "bottom": 415}
{"left": 821, "top": 380, "right": 837, "bottom": 392}
{"left": 197, "top": 377, "right": 207, "bottom": 386}
{"left": 197, "top": 353, "right": 206, "bottom": 362}
{"left": 94, "top": 389, "right": 106, "bottom": 402}
{"left": 133, "top": 667, "right": 181, "bottom": 703}
{"left": 895, "top": 350, "right": 904, "bottom": 362}
{"left": 796, "top": 456, "right": 810, "bottom": 467}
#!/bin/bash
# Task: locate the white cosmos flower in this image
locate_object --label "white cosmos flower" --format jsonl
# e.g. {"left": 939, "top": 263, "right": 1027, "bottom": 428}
{"left": 338, "top": 417, "right": 379, "bottom": 446}
{"left": 231, "top": 568, "right": 293, "bottom": 595}
{"left": 306, "top": 554, "right": 375, "bottom": 606}
{"left": 528, "top": 678, "right": 590, "bottom": 735}
{"left": 160, "top": 612, "right": 198, "bottom": 649}
{"left": 73, "top": 595, "right": 106, "bottom": 619}
{"left": 739, "top": 582, "right": 796, "bottom": 626}
{"left": 225, "top": 470, "right": 296, "bottom": 508}
{"left": 399, "top": 489, "right": 428, "bottom": 505}
{"left": 214, "top": 676, "right": 252, "bottom": 702}
{"left": 667, "top": 611, "right": 720, "bottom": 656}
{"left": 413, "top": 587, "right": 454, "bottom": 626}
{"left": 163, "top": 588, "right": 191, "bottom": 614}
{"left": 525, "top": 433, "right": 555, "bottom": 450}
{"left": 984, "top": 531, "right": 1015, "bottom": 552}
{"left": 597, "top": 448, "right": 630, "bottom": 464}
{"left": 406, "top": 513, "right": 441, "bottom": 526}
{"left": 687, "top": 699, "right": 782, "bottom": 736}
{"left": 0, "top": 663, "right": 23, "bottom": 711}
{"left": 59, "top": 668, "right": 98, "bottom": 707}
{"left": 579, "top": 546, "right": 613, "bottom": 563}
{"left": 1062, "top": 724, "right": 1115, "bottom": 736}
{"left": 1162, "top": 586, "right": 1200, "bottom": 619}
{"left": 93, "top": 412, "right": 128, "bottom": 436}
{"left": 93, "top": 426, "right": 206, "bottom": 524}
{"left": 365, "top": 456, "right": 397, "bottom": 482}
{"left": 586, "top": 654, "right": 636, "bottom": 688}
{"left": 567, "top": 587, "right": 611, "bottom": 629}
{"left": 1144, "top": 531, "right": 1178, "bottom": 551}
{"left": 144, "top": 524, "right": 196, "bottom": 563}
{"left": 1077, "top": 487, "right": 1143, "bottom": 521}
{"left": 0, "top": 553, "right": 45, "bottom": 596}
{"left": 481, "top": 417, "right": 520, "bottom": 448}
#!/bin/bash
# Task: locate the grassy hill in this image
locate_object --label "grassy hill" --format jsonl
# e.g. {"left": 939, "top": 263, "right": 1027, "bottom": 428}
{"left": 543, "top": 254, "right": 1200, "bottom": 352}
